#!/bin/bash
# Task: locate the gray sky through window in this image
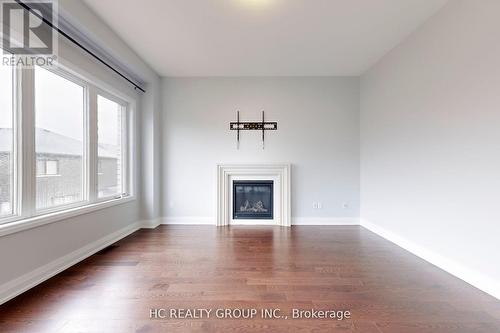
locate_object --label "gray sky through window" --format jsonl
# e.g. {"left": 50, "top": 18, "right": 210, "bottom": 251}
{"left": 0, "top": 65, "right": 13, "bottom": 129}
{"left": 1, "top": 65, "right": 120, "bottom": 146}
{"left": 35, "top": 66, "right": 84, "bottom": 142}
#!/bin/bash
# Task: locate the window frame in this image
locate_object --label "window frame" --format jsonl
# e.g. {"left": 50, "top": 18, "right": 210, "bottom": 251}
{"left": 45, "top": 160, "right": 59, "bottom": 176}
{"left": 0, "top": 56, "right": 21, "bottom": 223}
{"left": 95, "top": 88, "right": 130, "bottom": 203}
{"left": 32, "top": 65, "right": 89, "bottom": 215}
{"left": 0, "top": 58, "right": 136, "bottom": 231}
{"left": 36, "top": 159, "right": 60, "bottom": 177}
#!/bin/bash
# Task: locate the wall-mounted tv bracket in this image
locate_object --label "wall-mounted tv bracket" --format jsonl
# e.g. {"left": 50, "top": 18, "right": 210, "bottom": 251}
{"left": 230, "top": 111, "right": 278, "bottom": 149}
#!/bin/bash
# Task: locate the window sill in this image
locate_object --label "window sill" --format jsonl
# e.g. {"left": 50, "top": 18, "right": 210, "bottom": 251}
{"left": 0, "top": 196, "right": 136, "bottom": 238}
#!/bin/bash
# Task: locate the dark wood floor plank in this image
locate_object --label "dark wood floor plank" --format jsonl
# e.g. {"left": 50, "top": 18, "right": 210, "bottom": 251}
{"left": 0, "top": 225, "right": 498, "bottom": 333}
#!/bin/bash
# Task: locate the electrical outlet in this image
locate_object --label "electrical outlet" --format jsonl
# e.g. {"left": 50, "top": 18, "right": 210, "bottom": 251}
{"left": 313, "top": 202, "right": 323, "bottom": 209}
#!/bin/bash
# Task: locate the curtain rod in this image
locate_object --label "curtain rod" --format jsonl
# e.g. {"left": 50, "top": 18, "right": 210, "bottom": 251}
{"left": 14, "top": 0, "right": 146, "bottom": 93}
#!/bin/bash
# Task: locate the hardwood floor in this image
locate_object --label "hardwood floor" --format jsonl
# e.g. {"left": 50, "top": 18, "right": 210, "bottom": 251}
{"left": 0, "top": 226, "right": 499, "bottom": 332}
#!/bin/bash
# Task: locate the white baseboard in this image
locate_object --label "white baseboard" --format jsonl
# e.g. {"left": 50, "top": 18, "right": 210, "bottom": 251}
{"left": 159, "top": 216, "right": 360, "bottom": 226}
{"left": 361, "top": 219, "right": 500, "bottom": 301}
{"left": 292, "top": 217, "right": 359, "bottom": 225}
{"left": 161, "top": 216, "right": 215, "bottom": 225}
{"left": 139, "top": 218, "right": 162, "bottom": 229}
{"left": 0, "top": 222, "right": 140, "bottom": 305}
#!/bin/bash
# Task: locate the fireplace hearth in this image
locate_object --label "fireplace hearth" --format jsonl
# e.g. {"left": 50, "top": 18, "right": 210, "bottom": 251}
{"left": 233, "top": 181, "right": 273, "bottom": 219}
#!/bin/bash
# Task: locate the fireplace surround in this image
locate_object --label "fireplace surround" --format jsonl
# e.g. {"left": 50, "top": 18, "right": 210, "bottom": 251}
{"left": 216, "top": 164, "right": 291, "bottom": 226}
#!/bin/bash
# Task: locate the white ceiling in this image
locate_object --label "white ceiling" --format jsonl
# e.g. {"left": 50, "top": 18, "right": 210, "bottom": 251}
{"left": 82, "top": 0, "right": 448, "bottom": 77}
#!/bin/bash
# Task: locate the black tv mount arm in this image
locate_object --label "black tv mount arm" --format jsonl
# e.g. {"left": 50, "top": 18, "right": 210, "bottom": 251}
{"left": 230, "top": 111, "right": 278, "bottom": 149}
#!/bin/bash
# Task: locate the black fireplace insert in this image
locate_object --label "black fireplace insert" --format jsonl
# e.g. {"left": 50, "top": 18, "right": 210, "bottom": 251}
{"left": 233, "top": 180, "right": 273, "bottom": 219}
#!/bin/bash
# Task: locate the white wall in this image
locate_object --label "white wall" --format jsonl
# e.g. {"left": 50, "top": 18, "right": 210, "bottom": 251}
{"left": 161, "top": 77, "right": 360, "bottom": 223}
{"left": 0, "top": 0, "right": 162, "bottom": 302}
{"left": 360, "top": 0, "right": 500, "bottom": 298}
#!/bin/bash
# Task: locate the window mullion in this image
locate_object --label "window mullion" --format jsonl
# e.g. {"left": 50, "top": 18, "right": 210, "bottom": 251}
{"left": 88, "top": 86, "right": 98, "bottom": 203}
{"left": 121, "top": 106, "right": 128, "bottom": 197}
{"left": 20, "top": 66, "right": 36, "bottom": 218}
{"left": 12, "top": 62, "right": 21, "bottom": 218}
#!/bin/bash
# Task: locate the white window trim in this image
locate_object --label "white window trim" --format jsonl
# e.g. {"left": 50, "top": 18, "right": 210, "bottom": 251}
{"left": 95, "top": 89, "right": 130, "bottom": 203}
{"left": 35, "top": 65, "right": 89, "bottom": 209}
{"left": 32, "top": 65, "right": 90, "bottom": 214}
{"left": 0, "top": 58, "right": 137, "bottom": 236}
{"left": 36, "top": 160, "right": 60, "bottom": 177}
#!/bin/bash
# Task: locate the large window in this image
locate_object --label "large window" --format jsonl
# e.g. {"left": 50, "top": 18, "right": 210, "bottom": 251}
{"left": 35, "top": 66, "right": 85, "bottom": 210}
{"left": 0, "top": 64, "right": 15, "bottom": 217}
{"left": 0, "top": 60, "right": 133, "bottom": 226}
{"left": 97, "top": 95, "right": 125, "bottom": 199}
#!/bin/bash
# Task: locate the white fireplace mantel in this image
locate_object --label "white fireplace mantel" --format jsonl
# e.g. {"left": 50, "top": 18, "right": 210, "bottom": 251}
{"left": 216, "top": 164, "right": 291, "bottom": 227}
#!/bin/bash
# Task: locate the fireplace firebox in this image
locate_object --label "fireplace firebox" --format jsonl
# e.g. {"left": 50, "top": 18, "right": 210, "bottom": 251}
{"left": 233, "top": 181, "right": 273, "bottom": 219}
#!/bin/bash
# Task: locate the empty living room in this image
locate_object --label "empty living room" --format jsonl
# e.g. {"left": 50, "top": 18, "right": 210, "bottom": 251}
{"left": 0, "top": 0, "right": 499, "bottom": 332}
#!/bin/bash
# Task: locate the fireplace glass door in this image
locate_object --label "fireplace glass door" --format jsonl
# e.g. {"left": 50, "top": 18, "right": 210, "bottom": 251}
{"left": 233, "top": 181, "right": 273, "bottom": 219}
